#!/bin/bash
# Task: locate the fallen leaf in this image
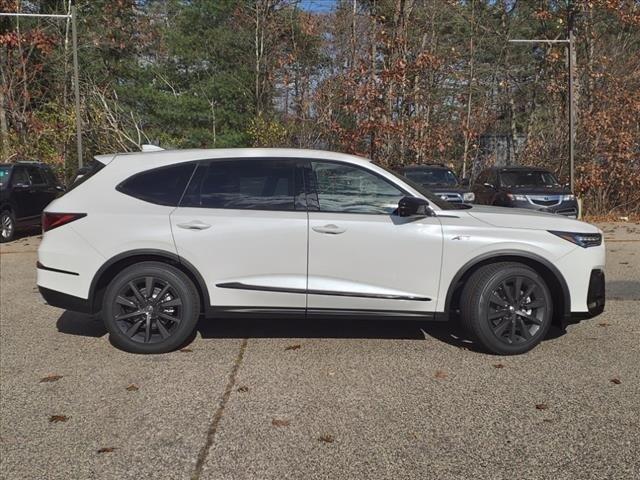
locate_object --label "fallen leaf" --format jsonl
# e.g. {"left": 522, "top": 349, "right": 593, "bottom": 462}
{"left": 535, "top": 403, "right": 548, "bottom": 410}
{"left": 126, "top": 384, "right": 139, "bottom": 391}
{"left": 610, "top": 378, "right": 621, "bottom": 385}
{"left": 493, "top": 364, "right": 505, "bottom": 369}
{"left": 318, "top": 434, "right": 335, "bottom": 443}
{"left": 434, "top": 370, "right": 448, "bottom": 379}
{"left": 284, "top": 344, "right": 301, "bottom": 351}
{"left": 40, "top": 374, "right": 63, "bottom": 383}
{"left": 180, "top": 348, "right": 193, "bottom": 353}
{"left": 272, "top": 418, "right": 290, "bottom": 427}
{"left": 597, "top": 322, "right": 610, "bottom": 327}
{"left": 49, "top": 415, "right": 69, "bottom": 423}
{"left": 237, "top": 386, "right": 249, "bottom": 393}
{"left": 97, "top": 447, "right": 116, "bottom": 454}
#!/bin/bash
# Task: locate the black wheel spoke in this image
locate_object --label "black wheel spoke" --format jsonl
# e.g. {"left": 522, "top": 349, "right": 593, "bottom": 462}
{"left": 145, "top": 277, "right": 154, "bottom": 299}
{"left": 154, "top": 283, "right": 171, "bottom": 303}
{"left": 115, "top": 310, "right": 143, "bottom": 321}
{"left": 509, "top": 321, "right": 517, "bottom": 343}
{"left": 517, "top": 311, "right": 542, "bottom": 325}
{"left": 490, "top": 293, "right": 509, "bottom": 308}
{"left": 156, "top": 320, "right": 170, "bottom": 339}
{"left": 519, "top": 283, "right": 537, "bottom": 305}
{"left": 522, "top": 299, "right": 544, "bottom": 310}
{"left": 158, "top": 312, "right": 181, "bottom": 324}
{"left": 489, "top": 309, "right": 509, "bottom": 320}
{"left": 144, "top": 317, "right": 151, "bottom": 343}
{"left": 502, "top": 281, "right": 516, "bottom": 304}
{"left": 493, "top": 318, "right": 511, "bottom": 336}
{"left": 518, "top": 318, "right": 532, "bottom": 339}
{"left": 116, "top": 295, "right": 137, "bottom": 308}
{"left": 514, "top": 277, "right": 523, "bottom": 303}
{"left": 125, "top": 319, "right": 145, "bottom": 337}
{"left": 128, "top": 282, "right": 145, "bottom": 304}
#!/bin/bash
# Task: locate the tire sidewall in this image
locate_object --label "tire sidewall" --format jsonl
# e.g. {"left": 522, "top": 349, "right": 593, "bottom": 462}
{"left": 474, "top": 266, "right": 553, "bottom": 355}
{"left": 102, "top": 263, "right": 199, "bottom": 354}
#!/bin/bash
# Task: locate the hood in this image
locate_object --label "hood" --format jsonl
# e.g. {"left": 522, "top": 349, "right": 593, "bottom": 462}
{"left": 501, "top": 185, "right": 570, "bottom": 195}
{"left": 465, "top": 204, "right": 600, "bottom": 233}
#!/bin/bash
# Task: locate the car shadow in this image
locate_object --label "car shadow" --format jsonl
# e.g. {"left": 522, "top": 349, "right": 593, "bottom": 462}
{"left": 55, "top": 311, "right": 567, "bottom": 353}
{"left": 607, "top": 280, "right": 640, "bottom": 301}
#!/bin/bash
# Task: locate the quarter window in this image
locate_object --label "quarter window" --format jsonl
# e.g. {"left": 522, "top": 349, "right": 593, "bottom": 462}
{"left": 117, "top": 163, "right": 196, "bottom": 206}
{"left": 181, "top": 158, "right": 301, "bottom": 211}
{"left": 310, "top": 161, "right": 404, "bottom": 214}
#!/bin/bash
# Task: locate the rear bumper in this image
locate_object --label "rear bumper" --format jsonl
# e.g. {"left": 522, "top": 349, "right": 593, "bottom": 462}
{"left": 39, "top": 286, "right": 92, "bottom": 313}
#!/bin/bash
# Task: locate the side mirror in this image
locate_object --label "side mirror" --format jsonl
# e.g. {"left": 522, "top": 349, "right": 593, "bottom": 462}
{"left": 460, "top": 178, "right": 470, "bottom": 186}
{"left": 398, "top": 196, "right": 431, "bottom": 217}
{"left": 483, "top": 182, "right": 495, "bottom": 189}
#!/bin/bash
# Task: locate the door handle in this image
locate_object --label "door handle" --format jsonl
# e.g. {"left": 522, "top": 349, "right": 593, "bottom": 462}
{"left": 312, "top": 224, "right": 346, "bottom": 235}
{"left": 177, "top": 220, "right": 211, "bottom": 231}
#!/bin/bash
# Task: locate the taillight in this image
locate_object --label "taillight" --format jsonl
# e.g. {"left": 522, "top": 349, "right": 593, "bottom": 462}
{"left": 42, "top": 212, "right": 86, "bottom": 233}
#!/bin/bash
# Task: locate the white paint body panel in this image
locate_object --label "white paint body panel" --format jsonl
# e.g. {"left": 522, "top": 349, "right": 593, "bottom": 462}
{"left": 36, "top": 148, "right": 604, "bottom": 317}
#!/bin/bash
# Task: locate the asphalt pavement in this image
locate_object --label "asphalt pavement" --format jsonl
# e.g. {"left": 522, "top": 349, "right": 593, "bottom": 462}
{"left": 1, "top": 223, "right": 639, "bottom": 479}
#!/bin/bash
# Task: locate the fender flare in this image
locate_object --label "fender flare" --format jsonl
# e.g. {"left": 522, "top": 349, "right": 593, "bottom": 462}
{"left": 88, "top": 249, "right": 211, "bottom": 314}
{"left": 444, "top": 249, "right": 571, "bottom": 317}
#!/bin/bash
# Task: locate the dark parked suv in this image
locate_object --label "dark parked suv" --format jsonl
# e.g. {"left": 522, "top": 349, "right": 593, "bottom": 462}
{"left": 401, "top": 164, "right": 474, "bottom": 204}
{"left": 0, "top": 161, "right": 63, "bottom": 242}
{"left": 472, "top": 166, "right": 578, "bottom": 217}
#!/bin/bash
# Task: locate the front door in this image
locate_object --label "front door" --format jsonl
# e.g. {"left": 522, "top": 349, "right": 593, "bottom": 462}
{"left": 305, "top": 160, "right": 443, "bottom": 315}
{"left": 170, "top": 157, "right": 308, "bottom": 313}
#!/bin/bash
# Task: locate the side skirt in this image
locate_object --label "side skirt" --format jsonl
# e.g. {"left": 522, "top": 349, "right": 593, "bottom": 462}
{"left": 208, "top": 307, "right": 445, "bottom": 321}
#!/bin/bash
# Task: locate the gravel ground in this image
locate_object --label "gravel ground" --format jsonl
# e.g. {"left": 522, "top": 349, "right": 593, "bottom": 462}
{"left": 1, "top": 223, "right": 639, "bottom": 480}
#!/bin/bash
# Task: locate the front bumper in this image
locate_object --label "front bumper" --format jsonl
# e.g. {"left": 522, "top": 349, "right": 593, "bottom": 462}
{"left": 586, "top": 269, "right": 605, "bottom": 315}
{"left": 39, "top": 285, "right": 93, "bottom": 313}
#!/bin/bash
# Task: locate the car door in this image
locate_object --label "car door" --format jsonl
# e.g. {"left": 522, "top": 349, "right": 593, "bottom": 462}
{"left": 306, "top": 160, "right": 443, "bottom": 315}
{"left": 10, "top": 166, "right": 37, "bottom": 219}
{"left": 170, "top": 157, "right": 308, "bottom": 314}
{"left": 26, "top": 166, "right": 53, "bottom": 215}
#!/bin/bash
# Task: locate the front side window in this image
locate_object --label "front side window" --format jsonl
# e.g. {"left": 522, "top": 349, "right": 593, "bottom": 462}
{"left": 181, "top": 158, "right": 301, "bottom": 211}
{"left": 117, "top": 163, "right": 196, "bottom": 206}
{"left": 11, "top": 167, "right": 30, "bottom": 187}
{"left": 309, "top": 161, "right": 405, "bottom": 214}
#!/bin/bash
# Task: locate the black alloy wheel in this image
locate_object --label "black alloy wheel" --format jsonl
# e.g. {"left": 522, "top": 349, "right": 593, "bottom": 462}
{"left": 460, "top": 262, "right": 553, "bottom": 355}
{"left": 102, "top": 262, "right": 200, "bottom": 353}
{"left": 1, "top": 211, "right": 15, "bottom": 243}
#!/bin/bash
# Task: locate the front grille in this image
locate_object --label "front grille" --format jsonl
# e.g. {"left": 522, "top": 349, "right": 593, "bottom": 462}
{"left": 528, "top": 195, "right": 561, "bottom": 207}
{"left": 435, "top": 192, "right": 463, "bottom": 203}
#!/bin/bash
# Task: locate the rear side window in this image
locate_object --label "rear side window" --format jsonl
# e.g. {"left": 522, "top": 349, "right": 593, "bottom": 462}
{"left": 118, "top": 163, "right": 196, "bottom": 206}
{"left": 181, "top": 158, "right": 302, "bottom": 211}
{"left": 27, "top": 167, "right": 46, "bottom": 186}
{"left": 67, "top": 160, "right": 106, "bottom": 192}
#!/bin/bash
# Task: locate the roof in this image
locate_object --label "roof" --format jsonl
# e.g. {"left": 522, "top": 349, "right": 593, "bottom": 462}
{"left": 94, "top": 148, "right": 370, "bottom": 167}
{"left": 402, "top": 164, "right": 450, "bottom": 170}
{"left": 498, "top": 166, "right": 552, "bottom": 172}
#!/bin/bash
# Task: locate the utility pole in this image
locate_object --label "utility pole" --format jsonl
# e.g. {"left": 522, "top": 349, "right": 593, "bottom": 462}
{"left": 0, "top": 10, "right": 83, "bottom": 168}
{"left": 508, "top": 37, "right": 576, "bottom": 193}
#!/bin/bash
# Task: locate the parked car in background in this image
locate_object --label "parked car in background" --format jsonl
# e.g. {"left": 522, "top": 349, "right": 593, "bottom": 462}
{"left": 472, "top": 166, "right": 578, "bottom": 218}
{"left": 37, "top": 148, "right": 604, "bottom": 356}
{"left": 0, "top": 161, "right": 63, "bottom": 243}
{"left": 400, "top": 164, "right": 474, "bottom": 204}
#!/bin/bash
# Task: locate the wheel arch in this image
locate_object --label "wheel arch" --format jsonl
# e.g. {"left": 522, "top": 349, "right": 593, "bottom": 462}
{"left": 88, "top": 249, "right": 210, "bottom": 315}
{"left": 445, "top": 250, "right": 570, "bottom": 326}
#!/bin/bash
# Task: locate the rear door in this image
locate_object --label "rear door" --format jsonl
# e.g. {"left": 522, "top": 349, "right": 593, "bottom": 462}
{"left": 10, "top": 166, "right": 37, "bottom": 219}
{"left": 305, "top": 160, "right": 443, "bottom": 315}
{"left": 170, "top": 157, "right": 308, "bottom": 313}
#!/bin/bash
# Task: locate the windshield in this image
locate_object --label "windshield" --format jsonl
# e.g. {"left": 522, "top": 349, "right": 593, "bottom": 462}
{"left": 0, "top": 165, "right": 10, "bottom": 190}
{"left": 378, "top": 165, "right": 463, "bottom": 210}
{"left": 500, "top": 171, "right": 559, "bottom": 187}
{"left": 404, "top": 168, "right": 458, "bottom": 186}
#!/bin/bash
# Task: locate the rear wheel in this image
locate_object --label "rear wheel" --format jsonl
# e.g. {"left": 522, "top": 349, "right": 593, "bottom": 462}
{"left": 0, "top": 210, "right": 16, "bottom": 243}
{"left": 102, "top": 262, "right": 200, "bottom": 353}
{"left": 460, "top": 262, "right": 552, "bottom": 355}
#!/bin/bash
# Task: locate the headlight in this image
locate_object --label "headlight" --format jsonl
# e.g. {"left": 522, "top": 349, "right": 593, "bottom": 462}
{"left": 562, "top": 194, "right": 575, "bottom": 201}
{"left": 548, "top": 230, "right": 602, "bottom": 248}
{"left": 507, "top": 193, "right": 527, "bottom": 201}
{"left": 463, "top": 192, "right": 475, "bottom": 202}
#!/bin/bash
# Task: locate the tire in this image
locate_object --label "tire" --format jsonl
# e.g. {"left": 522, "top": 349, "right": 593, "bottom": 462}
{"left": 102, "top": 261, "right": 200, "bottom": 354}
{"left": 0, "top": 210, "right": 16, "bottom": 243}
{"left": 460, "top": 262, "right": 553, "bottom": 355}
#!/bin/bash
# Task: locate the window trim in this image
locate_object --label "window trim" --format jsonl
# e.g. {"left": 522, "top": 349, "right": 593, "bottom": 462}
{"left": 178, "top": 157, "right": 307, "bottom": 213}
{"left": 305, "top": 159, "right": 411, "bottom": 216}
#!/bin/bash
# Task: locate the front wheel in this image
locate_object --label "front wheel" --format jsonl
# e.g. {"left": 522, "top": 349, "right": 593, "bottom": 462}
{"left": 1, "top": 210, "right": 16, "bottom": 243}
{"left": 102, "top": 262, "right": 200, "bottom": 353}
{"left": 460, "top": 262, "right": 553, "bottom": 355}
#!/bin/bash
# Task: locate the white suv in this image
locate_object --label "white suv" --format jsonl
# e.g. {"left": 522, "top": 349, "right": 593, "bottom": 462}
{"left": 37, "top": 149, "right": 605, "bottom": 355}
